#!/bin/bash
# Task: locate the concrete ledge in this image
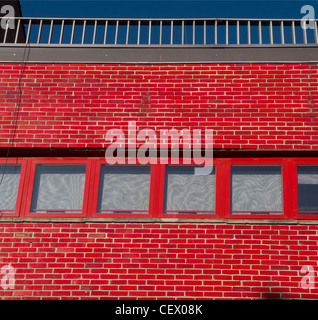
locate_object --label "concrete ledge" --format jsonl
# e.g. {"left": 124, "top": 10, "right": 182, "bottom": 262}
{"left": 0, "top": 217, "right": 317, "bottom": 225}
{"left": 1, "top": 45, "right": 318, "bottom": 63}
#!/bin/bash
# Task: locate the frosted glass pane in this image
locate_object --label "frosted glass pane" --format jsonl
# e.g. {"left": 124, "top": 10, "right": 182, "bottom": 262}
{"left": 30, "top": 165, "right": 86, "bottom": 213}
{"left": 164, "top": 166, "right": 216, "bottom": 214}
{"left": 0, "top": 165, "right": 21, "bottom": 212}
{"left": 231, "top": 166, "right": 283, "bottom": 215}
{"left": 97, "top": 166, "right": 151, "bottom": 214}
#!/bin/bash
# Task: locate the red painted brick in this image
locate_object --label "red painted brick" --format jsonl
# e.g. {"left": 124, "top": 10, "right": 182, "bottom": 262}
{"left": 1, "top": 61, "right": 318, "bottom": 301}
{"left": 0, "top": 223, "right": 316, "bottom": 300}
{"left": 0, "top": 63, "right": 318, "bottom": 150}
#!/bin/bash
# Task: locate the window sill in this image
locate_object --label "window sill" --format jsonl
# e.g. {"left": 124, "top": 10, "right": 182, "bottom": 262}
{"left": 1, "top": 217, "right": 318, "bottom": 225}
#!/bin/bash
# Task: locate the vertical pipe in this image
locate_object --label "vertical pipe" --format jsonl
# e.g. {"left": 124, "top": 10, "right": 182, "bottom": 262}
{"left": 215, "top": 20, "right": 217, "bottom": 44}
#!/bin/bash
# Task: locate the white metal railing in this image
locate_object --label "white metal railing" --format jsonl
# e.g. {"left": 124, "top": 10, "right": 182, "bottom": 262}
{"left": 1, "top": 17, "right": 318, "bottom": 46}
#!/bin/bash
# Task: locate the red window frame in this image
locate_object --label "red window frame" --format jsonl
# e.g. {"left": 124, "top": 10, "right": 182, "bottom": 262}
{"left": 223, "top": 158, "right": 291, "bottom": 220}
{"left": 0, "top": 158, "right": 28, "bottom": 218}
{"left": 155, "top": 158, "right": 221, "bottom": 219}
{"left": 290, "top": 158, "right": 318, "bottom": 220}
{"left": 88, "top": 158, "right": 157, "bottom": 218}
{"left": 22, "top": 158, "right": 93, "bottom": 218}
{"left": 1, "top": 156, "right": 318, "bottom": 220}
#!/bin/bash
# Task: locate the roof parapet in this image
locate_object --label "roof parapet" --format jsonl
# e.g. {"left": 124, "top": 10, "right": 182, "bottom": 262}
{"left": 0, "top": 17, "right": 318, "bottom": 63}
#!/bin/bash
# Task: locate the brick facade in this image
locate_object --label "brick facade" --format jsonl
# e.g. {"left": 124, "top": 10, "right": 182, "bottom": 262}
{"left": 0, "top": 63, "right": 317, "bottom": 150}
{"left": 1, "top": 223, "right": 318, "bottom": 299}
{"left": 1, "top": 62, "right": 318, "bottom": 299}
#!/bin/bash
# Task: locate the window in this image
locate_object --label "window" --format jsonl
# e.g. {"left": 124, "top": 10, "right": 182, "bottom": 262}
{"left": 224, "top": 159, "right": 288, "bottom": 219}
{"left": 0, "top": 164, "right": 22, "bottom": 217}
{"left": 231, "top": 166, "right": 283, "bottom": 215}
{"left": 23, "top": 159, "right": 92, "bottom": 218}
{"left": 297, "top": 166, "right": 318, "bottom": 215}
{"left": 89, "top": 160, "right": 156, "bottom": 218}
{"left": 96, "top": 165, "right": 151, "bottom": 214}
{"left": 163, "top": 165, "right": 216, "bottom": 215}
{"left": 30, "top": 164, "right": 86, "bottom": 214}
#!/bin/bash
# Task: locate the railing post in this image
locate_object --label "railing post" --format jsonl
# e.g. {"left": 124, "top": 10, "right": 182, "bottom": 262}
{"left": 181, "top": 20, "right": 184, "bottom": 45}
{"left": 247, "top": 20, "right": 251, "bottom": 45}
{"left": 226, "top": 20, "right": 228, "bottom": 45}
{"left": 3, "top": 18, "right": 9, "bottom": 43}
{"left": 269, "top": 20, "right": 273, "bottom": 45}
{"left": 115, "top": 20, "right": 119, "bottom": 45}
{"left": 148, "top": 20, "right": 151, "bottom": 45}
{"left": 237, "top": 20, "right": 240, "bottom": 45}
{"left": 292, "top": 20, "right": 296, "bottom": 44}
{"left": 137, "top": 20, "right": 140, "bottom": 45}
{"left": 126, "top": 20, "right": 130, "bottom": 45}
{"left": 59, "top": 20, "right": 64, "bottom": 45}
{"left": 36, "top": 19, "right": 42, "bottom": 44}
{"left": 302, "top": 20, "right": 307, "bottom": 44}
{"left": 81, "top": 20, "right": 86, "bottom": 45}
{"left": 280, "top": 21, "right": 284, "bottom": 45}
{"left": 70, "top": 20, "right": 75, "bottom": 45}
{"left": 258, "top": 20, "right": 262, "bottom": 45}
{"left": 25, "top": 19, "right": 32, "bottom": 44}
{"left": 48, "top": 19, "right": 53, "bottom": 44}
{"left": 14, "top": 18, "right": 21, "bottom": 44}
{"left": 93, "top": 20, "right": 97, "bottom": 45}
{"left": 170, "top": 20, "right": 173, "bottom": 45}
{"left": 103, "top": 20, "right": 108, "bottom": 45}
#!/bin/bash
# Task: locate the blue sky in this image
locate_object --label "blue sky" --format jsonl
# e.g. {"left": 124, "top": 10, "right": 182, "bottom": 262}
{"left": 19, "top": 0, "right": 318, "bottom": 19}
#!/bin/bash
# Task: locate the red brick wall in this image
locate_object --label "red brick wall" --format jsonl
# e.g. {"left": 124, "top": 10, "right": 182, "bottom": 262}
{"left": 1, "top": 62, "right": 318, "bottom": 300}
{"left": 0, "top": 63, "right": 317, "bottom": 150}
{"left": 0, "top": 223, "right": 318, "bottom": 300}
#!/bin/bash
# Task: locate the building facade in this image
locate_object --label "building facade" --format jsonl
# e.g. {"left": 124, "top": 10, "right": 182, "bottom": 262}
{"left": 0, "top": 16, "right": 318, "bottom": 299}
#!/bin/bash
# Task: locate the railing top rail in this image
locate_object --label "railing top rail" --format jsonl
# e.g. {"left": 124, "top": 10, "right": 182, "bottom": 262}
{"left": 5, "top": 17, "right": 318, "bottom": 21}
